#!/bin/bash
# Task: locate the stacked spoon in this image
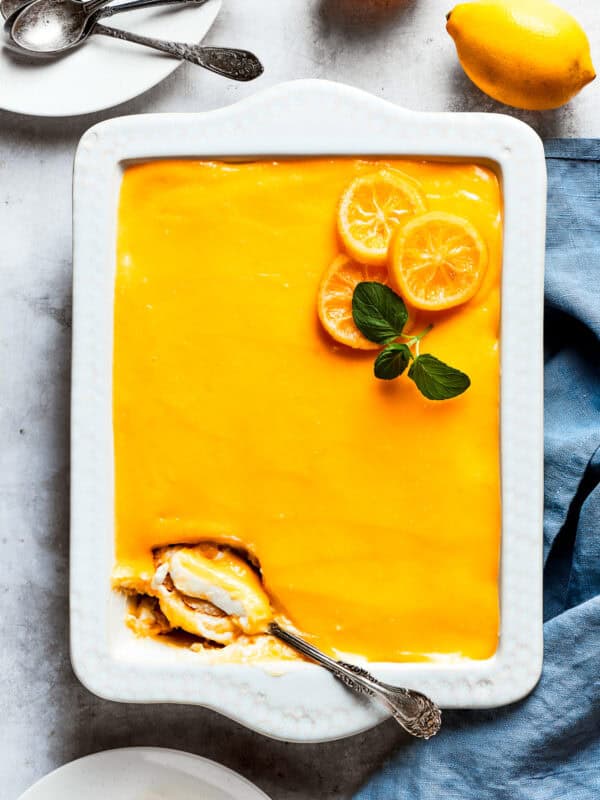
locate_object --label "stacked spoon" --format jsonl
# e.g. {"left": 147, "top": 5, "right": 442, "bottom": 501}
{"left": 2, "top": 0, "right": 263, "bottom": 80}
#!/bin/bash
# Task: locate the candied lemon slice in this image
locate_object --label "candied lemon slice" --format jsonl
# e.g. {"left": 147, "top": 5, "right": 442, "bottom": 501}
{"left": 389, "top": 211, "right": 487, "bottom": 311}
{"left": 337, "top": 170, "right": 426, "bottom": 266}
{"left": 317, "top": 254, "right": 389, "bottom": 349}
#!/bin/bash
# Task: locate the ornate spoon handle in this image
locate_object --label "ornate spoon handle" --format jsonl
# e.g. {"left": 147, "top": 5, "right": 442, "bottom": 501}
{"left": 269, "top": 622, "right": 442, "bottom": 739}
{"left": 93, "top": 23, "right": 263, "bottom": 81}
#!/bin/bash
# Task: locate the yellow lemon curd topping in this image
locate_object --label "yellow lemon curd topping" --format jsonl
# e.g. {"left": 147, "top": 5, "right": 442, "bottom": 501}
{"left": 114, "top": 158, "right": 502, "bottom": 662}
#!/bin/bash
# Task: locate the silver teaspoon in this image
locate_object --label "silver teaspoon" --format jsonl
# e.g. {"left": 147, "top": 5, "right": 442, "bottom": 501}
{"left": 0, "top": 0, "right": 206, "bottom": 21}
{"left": 2, "top": 0, "right": 92, "bottom": 21}
{"left": 2, "top": 0, "right": 32, "bottom": 20}
{"left": 6, "top": 0, "right": 264, "bottom": 81}
{"left": 269, "top": 622, "right": 442, "bottom": 739}
{"left": 5, "top": 0, "right": 112, "bottom": 43}
{"left": 0, "top": 0, "right": 208, "bottom": 23}
{"left": 91, "top": 26, "right": 263, "bottom": 80}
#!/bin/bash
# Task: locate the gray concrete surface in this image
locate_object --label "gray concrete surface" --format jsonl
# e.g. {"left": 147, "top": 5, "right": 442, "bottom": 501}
{"left": 1, "top": 1, "right": 599, "bottom": 797}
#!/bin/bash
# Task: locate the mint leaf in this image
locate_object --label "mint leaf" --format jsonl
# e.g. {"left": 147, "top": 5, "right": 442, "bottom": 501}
{"left": 408, "top": 354, "right": 470, "bottom": 400}
{"left": 374, "top": 343, "right": 412, "bottom": 380}
{"left": 352, "top": 282, "right": 408, "bottom": 344}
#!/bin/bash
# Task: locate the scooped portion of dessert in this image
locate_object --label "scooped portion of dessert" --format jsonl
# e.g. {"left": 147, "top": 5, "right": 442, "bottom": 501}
{"left": 114, "top": 544, "right": 296, "bottom": 661}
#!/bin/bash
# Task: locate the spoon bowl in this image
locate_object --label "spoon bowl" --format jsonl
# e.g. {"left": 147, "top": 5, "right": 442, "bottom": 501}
{"left": 8, "top": 0, "right": 105, "bottom": 53}
{"left": 1, "top": 0, "right": 30, "bottom": 22}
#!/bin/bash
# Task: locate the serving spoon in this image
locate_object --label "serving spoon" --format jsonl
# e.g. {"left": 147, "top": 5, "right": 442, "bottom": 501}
{"left": 5, "top": 0, "right": 264, "bottom": 81}
{"left": 269, "top": 622, "right": 442, "bottom": 739}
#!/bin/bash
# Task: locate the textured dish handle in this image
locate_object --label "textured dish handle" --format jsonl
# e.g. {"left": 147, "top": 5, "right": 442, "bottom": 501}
{"left": 94, "top": 24, "right": 263, "bottom": 81}
{"left": 269, "top": 623, "right": 442, "bottom": 739}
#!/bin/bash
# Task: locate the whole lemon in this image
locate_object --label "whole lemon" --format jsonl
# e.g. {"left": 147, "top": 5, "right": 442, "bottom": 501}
{"left": 447, "top": 0, "right": 596, "bottom": 110}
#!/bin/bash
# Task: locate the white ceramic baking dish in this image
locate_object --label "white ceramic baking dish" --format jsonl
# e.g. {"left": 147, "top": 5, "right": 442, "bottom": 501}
{"left": 71, "top": 79, "right": 546, "bottom": 743}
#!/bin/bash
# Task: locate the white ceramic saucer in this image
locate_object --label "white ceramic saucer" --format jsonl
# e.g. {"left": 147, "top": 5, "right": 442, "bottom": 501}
{"left": 0, "top": 0, "right": 221, "bottom": 117}
{"left": 17, "top": 747, "right": 271, "bottom": 800}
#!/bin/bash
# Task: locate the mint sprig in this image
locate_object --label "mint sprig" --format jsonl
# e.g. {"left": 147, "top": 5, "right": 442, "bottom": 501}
{"left": 352, "top": 282, "right": 408, "bottom": 344}
{"left": 374, "top": 342, "right": 412, "bottom": 380}
{"left": 352, "top": 281, "right": 471, "bottom": 401}
{"left": 407, "top": 354, "right": 470, "bottom": 400}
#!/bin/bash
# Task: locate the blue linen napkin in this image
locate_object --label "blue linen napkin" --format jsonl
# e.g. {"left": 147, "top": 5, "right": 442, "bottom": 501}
{"left": 355, "top": 139, "right": 600, "bottom": 800}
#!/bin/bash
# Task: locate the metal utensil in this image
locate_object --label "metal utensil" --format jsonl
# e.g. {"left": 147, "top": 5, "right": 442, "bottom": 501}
{"left": 4, "top": 0, "right": 111, "bottom": 40}
{"left": 0, "top": 0, "right": 206, "bottom": 20}
{"left": 90, "top": 0, "right": 209, "bottom": 19}
{"left": 269, "top": 622, "right": 442, "bottom": 739}
{"left": 90, "top": 26, "right": 263, "bottom": 80}
{"left": 5, "top": 0, "right": 263, "bottom": 81}
{"left": 2, "top": 0, "right": 32, "bottom": 20}
{"left": 1, "top": 0, "right": 105, "bottom": 21}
